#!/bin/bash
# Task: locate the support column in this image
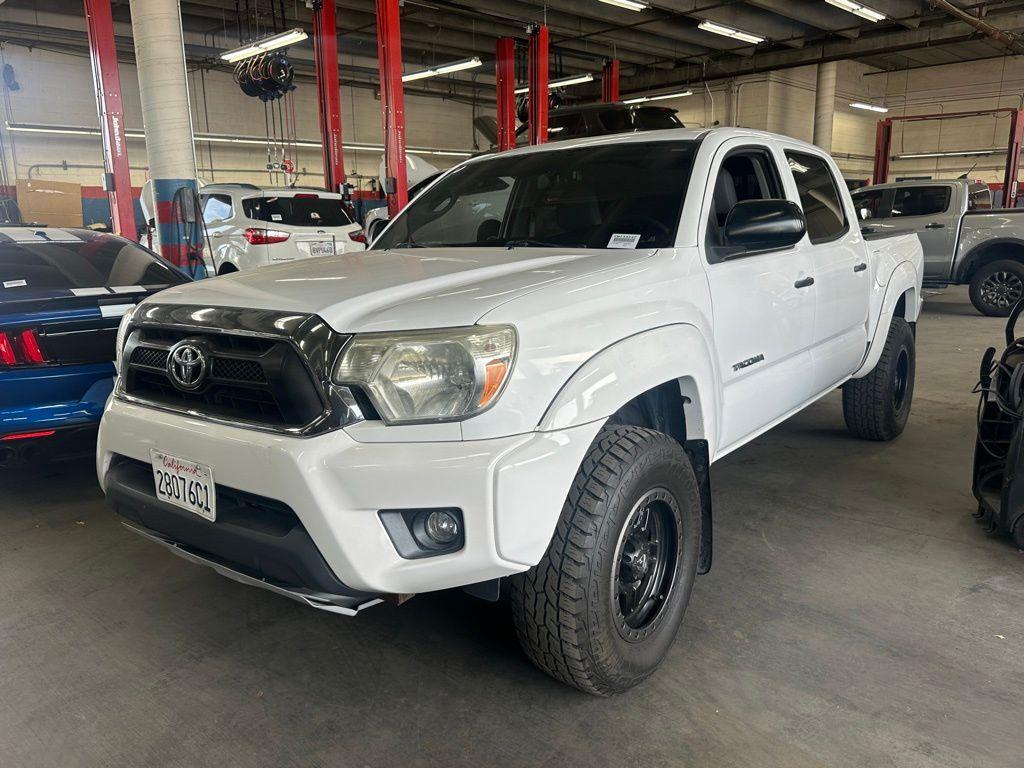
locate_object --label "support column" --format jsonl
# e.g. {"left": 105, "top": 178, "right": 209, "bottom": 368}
{"left": 495, "top": 37, "right": 516, "bottom": 152}
{"left": 873, "top": 119, "right": 893, "bottom": 185}
{"left": 601, "top": 59, "right": 619, "bottom": 103}
{"left": 376, "top": 0, "right": 407, "bottom": 214}
{"left": 527, "top": 25, "right": 548, "bottom": 146}
{"left": 128, "top": 0, "right": 202, "bottom": 274}
{"left": 813, "top": 61, "right": 837, "bottom": 153}
{"left": 313, "top": 0, "right": 344, "bottom": 192}
{"left": 1003, "top": 109, "right": 1023, "bottom": 207}
{"left": 84, "top": 0, "right": 135, "bottom": 241}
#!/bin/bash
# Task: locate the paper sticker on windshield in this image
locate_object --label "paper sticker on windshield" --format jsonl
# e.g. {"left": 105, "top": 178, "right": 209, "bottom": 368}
{"left": 2, "top": 279, "right": 27, "bottom": 288}
{"left": 608, "top": 233, "right": 641, "bottom": 249}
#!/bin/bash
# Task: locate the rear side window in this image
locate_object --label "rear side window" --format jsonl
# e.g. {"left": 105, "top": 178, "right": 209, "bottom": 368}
{"left": 785, "top": 151, "right": 848, "bottom": 243}
{"left": 891, "top": 186, "right": 950, "bottom": 217}
{"left": 0, "top": 234, "right": 186, "bottom": 291}
{"left": 243, "top": 195, "right": 352, "bottom": 227}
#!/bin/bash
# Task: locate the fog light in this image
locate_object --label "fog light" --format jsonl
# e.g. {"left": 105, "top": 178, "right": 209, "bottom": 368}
{"left": 425, "top": 510, "right": 460, "bottom": 544}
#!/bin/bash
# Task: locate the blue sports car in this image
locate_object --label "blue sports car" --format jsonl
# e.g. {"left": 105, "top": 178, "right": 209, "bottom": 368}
{"left": 0, "top": 227, "right": 189, "bottom": 468}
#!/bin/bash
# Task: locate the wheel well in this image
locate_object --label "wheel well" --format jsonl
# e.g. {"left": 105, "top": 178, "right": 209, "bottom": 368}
{"left": 606, "top": 379, "right": 713, "bottom": 574}
{"left": 961, "top": 241, "right": 1024, "bottom": 282}
{"left": 217, "top": 262, "right": 238, "bottom": 275}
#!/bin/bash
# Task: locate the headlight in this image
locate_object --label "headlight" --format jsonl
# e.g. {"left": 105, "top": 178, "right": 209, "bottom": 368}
{"left": 333, "top": 325, "right": 516, "bottom": 423}
{"left": 114, "top": 305, "right": 137, "bottom": 376}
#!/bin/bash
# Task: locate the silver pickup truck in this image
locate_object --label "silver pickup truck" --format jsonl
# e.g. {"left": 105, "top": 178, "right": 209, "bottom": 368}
{"left": 852, "top": 179, "right": 1024, "bottom": 316}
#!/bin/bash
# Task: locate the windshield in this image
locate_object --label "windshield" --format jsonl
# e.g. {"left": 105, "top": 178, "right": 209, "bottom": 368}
{"left": 372, "top": 141, "right": 698, "bottom": 250}
{"left": 0, "top": 233, "right": 187, "bottom": 293}
{"left": 243, "top": 195, "right": 352, "bottom": 227}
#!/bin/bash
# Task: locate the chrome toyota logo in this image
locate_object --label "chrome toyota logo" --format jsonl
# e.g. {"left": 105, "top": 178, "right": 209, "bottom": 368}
{"left": 167, "top": 341, "right": 207, "bottom": 391}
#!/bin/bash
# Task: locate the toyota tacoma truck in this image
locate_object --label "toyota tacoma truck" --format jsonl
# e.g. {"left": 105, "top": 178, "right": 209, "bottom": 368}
{"left": 852, "top": 179, "right": 1024, "bottom": 316}
{"left": 98, "top": 128, "right": 923, "bottom": 695}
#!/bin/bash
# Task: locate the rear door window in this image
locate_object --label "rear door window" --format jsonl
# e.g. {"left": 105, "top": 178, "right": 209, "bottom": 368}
{"left": 0, "top": 234, "right": 186, "bottom": 292}
{"left": 890, "top": 186, "right": 951, "bottom": 217}
{"left": 243, "top": 195, "right": 352, "bottom": 227}
{"left": 202, "top": 194, "right": 233, "bottom": 223}
{"left": 785, "top": 151, "right": 848, "bottom": 244}
{"left": 851, "top": 189, "right": 888, "bottom": 220}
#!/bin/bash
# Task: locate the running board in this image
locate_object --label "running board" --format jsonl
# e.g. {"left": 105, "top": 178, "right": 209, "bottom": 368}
{"left": 123, "top": 522, "right": 383, "bottom": 616}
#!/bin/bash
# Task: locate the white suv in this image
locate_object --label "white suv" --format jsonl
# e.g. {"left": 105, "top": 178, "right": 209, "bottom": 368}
{"left": 200, "top": 184, "right": 365, "bottom": 274}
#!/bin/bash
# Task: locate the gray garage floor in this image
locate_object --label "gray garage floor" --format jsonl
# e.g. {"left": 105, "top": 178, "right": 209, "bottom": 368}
{"left": 2, "top": 287, "right": 1022, "bottom": 768}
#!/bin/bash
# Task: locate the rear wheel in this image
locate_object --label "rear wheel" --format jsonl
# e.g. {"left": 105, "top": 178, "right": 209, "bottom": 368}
{"left": 842, "top": 316, "right": 915, "bottom": 441}
{"left": 509, "top": 426, "right": 701, "bottom": 695}
{"left": 969, "top": 259, "right": 1024, "bottom": 317}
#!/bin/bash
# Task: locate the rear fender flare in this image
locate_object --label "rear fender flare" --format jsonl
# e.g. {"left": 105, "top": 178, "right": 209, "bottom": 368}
{"left": 853, "top": 261, "right": 919, "bottom": 379}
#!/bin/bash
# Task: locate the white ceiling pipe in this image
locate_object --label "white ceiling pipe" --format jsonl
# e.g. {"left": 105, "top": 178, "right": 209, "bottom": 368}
{"left": 128, "top": 0, "right": 200, "bottom": 265}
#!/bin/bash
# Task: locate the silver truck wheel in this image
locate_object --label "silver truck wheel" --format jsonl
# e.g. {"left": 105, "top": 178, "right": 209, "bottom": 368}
{"left": 842, "top": 316, "right": 915, "bottom": 441}
{"left": 509, "top": 425, "right": 701, "bottom": 696}
{"left": 970, "top": 260, "right": 1024, "bottom": 317}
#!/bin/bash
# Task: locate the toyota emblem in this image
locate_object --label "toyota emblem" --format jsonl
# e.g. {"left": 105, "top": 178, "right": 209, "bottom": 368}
{"left": 167, "top": 341, "right": 208, "bottom": 391}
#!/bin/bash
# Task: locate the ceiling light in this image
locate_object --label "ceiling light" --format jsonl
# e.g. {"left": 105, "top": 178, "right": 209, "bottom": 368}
{"left": 514, "top": 73, "right": 594, "bottom": 94}
{"left": 221, "top": 28, "right": 308, "bottom": 63}
{"left": 402, "top": 57, "right": 483, "bottom": 82}
{"left": 3, "top": 122, "right": 472, "bottom": 158}
{"left": 697, "top": 20, "right": 764, "bottom": 45}
{"left": 622, "top": 90, "right": 693, "bottom": 104}
{"left": 896, "top": 149, "right": 1001, "bottom": 159}
{"left": 849, "top": 102, "right": 889, "bottom": 112}
{"left": 825, "top": 0, "right": 886, "bottom": 22}
{"left": 597, "top": 0, "right": 649, "bottom": 10}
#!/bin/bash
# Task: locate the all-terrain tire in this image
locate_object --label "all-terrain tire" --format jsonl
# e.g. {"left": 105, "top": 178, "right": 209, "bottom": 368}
{"left": 842, "top": 316, "right": 915, "bottom": 441}
{"left": 509, "top": 425, "right": 701, "bottom": 696}
{"left": 969, "top": 259, "right": 1024, "bottom": 317}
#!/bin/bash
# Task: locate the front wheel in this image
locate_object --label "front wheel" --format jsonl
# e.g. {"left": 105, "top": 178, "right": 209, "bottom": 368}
{"left": 969, "top": 259, "right": 1024, "bottom": 317}
{"left": 842, "top": 316, "right": 915, "bottom": 441}
{"left": 509, "top": 426, "right": 701, "bottom": 695}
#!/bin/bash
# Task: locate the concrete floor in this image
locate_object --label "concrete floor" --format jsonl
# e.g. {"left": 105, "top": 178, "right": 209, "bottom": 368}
{"left": 2, "top": 286, "right": 1022, "bottom": 768}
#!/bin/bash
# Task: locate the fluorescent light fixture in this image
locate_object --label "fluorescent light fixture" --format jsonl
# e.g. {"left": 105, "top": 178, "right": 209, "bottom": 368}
{"left": 849, "top": 101, "right": 889, "bottom": 113}
{"left": 514, "top": 72, "right": 594, "bottom": 94}
{"left": 597, "top": 0, "right": 649, "bottom": 10}
{"left": 402, "top": 57, "right": 482, "bottom": 82}
{"left": 622, "top": 90, "right": 694, "bottom": 104}
{"left": 3, "top": 122, "right": 473, "bottom": 158}
{"left": 697, "top": 20, "right": 764, "bottom": 44}
{"left": 896, "top": 149, "right": 1001, "bottom": 159}
{"left": 825, "top": 0, "right": 886, "bottom": 22}
{"left": 221, "top": 28, "right": 308, "bottom": 63}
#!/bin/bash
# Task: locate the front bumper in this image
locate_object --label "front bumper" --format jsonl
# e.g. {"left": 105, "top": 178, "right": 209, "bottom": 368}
{"left": 97, "top": 397, "right": 601, "bottom": 596}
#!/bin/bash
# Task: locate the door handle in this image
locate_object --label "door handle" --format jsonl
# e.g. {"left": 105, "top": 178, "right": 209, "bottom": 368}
{"left": 853, "top": 262, "right": 868, "bottom": 273}
{"left": 925, "top": 222, "right": 945, "bottom": 229}
{"left": 794, "top": 277, "right": 815, "bottom": 289}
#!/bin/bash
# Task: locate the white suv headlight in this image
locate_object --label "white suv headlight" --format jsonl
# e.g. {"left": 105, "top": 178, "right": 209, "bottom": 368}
{"left": 114, "top": 305, "right": 137, "bottom": 376}
{"left": 333, "top": 326, "right": 516, "bottom": 424}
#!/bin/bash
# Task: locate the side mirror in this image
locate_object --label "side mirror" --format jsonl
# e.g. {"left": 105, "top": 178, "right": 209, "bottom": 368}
{"left": 723, "top": 199, "right": 806, "bottom": 252}
{"left": 859, "top": 207, "right": 872, "bottom": 221}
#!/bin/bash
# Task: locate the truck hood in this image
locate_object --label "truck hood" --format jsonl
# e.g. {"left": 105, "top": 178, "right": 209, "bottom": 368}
{"left": 149, "top": 247, "right": 656, "bottom": 332}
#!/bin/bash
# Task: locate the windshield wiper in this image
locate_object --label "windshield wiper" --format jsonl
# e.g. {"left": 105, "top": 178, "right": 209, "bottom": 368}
{"left": 504, "top": 239, "right": 585, "bottom": 249}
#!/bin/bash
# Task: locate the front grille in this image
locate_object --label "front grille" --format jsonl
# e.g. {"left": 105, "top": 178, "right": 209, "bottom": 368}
{"left": 122, "top": 326, "right": 326, "bottom": 430}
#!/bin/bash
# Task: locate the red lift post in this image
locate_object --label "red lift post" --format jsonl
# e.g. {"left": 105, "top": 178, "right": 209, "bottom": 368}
{"left": 376, "top": 0, "right": 408, "bottom": 214}
{"left": 601, "top": 59, "right": 620, "bottom": 103}
{"left": 873, "top": 108, "right": 1024, "bottom": 207}
{"left": 313, "top": 0, "right": 344, "bottom": 192}
{"left": 495, "top": 37, "right": 517, "bottom": 152}
{"left": 527, "top": 25, "right": 549, "bottom": 146}
{"left": 83, "top": 0, "right": 136, "bottom": 240}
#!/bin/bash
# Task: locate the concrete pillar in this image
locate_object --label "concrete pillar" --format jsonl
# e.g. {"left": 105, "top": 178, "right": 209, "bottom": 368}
{"left": 128, "top": 0, "right": 203, "bottom": 274}
{"left": 813, "top": 61, "right": 838, "bottom": 153}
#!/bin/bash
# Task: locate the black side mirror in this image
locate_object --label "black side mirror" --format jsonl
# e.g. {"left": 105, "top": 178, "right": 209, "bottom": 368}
{"left": 723, "top": 199, "right": 806, "bottom": 252}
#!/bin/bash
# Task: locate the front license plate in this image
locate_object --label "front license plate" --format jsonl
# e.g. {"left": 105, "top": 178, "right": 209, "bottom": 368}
{"left": 151, "top": 450, "right": 216, "bottom": 522}
{"left": 309, "top": 242, "right": 335, "bottom": 257}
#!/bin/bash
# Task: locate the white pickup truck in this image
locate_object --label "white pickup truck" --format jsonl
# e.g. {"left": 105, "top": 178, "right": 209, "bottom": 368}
{"left": 97, "top": 128, "right": 923, "bottom": 695}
